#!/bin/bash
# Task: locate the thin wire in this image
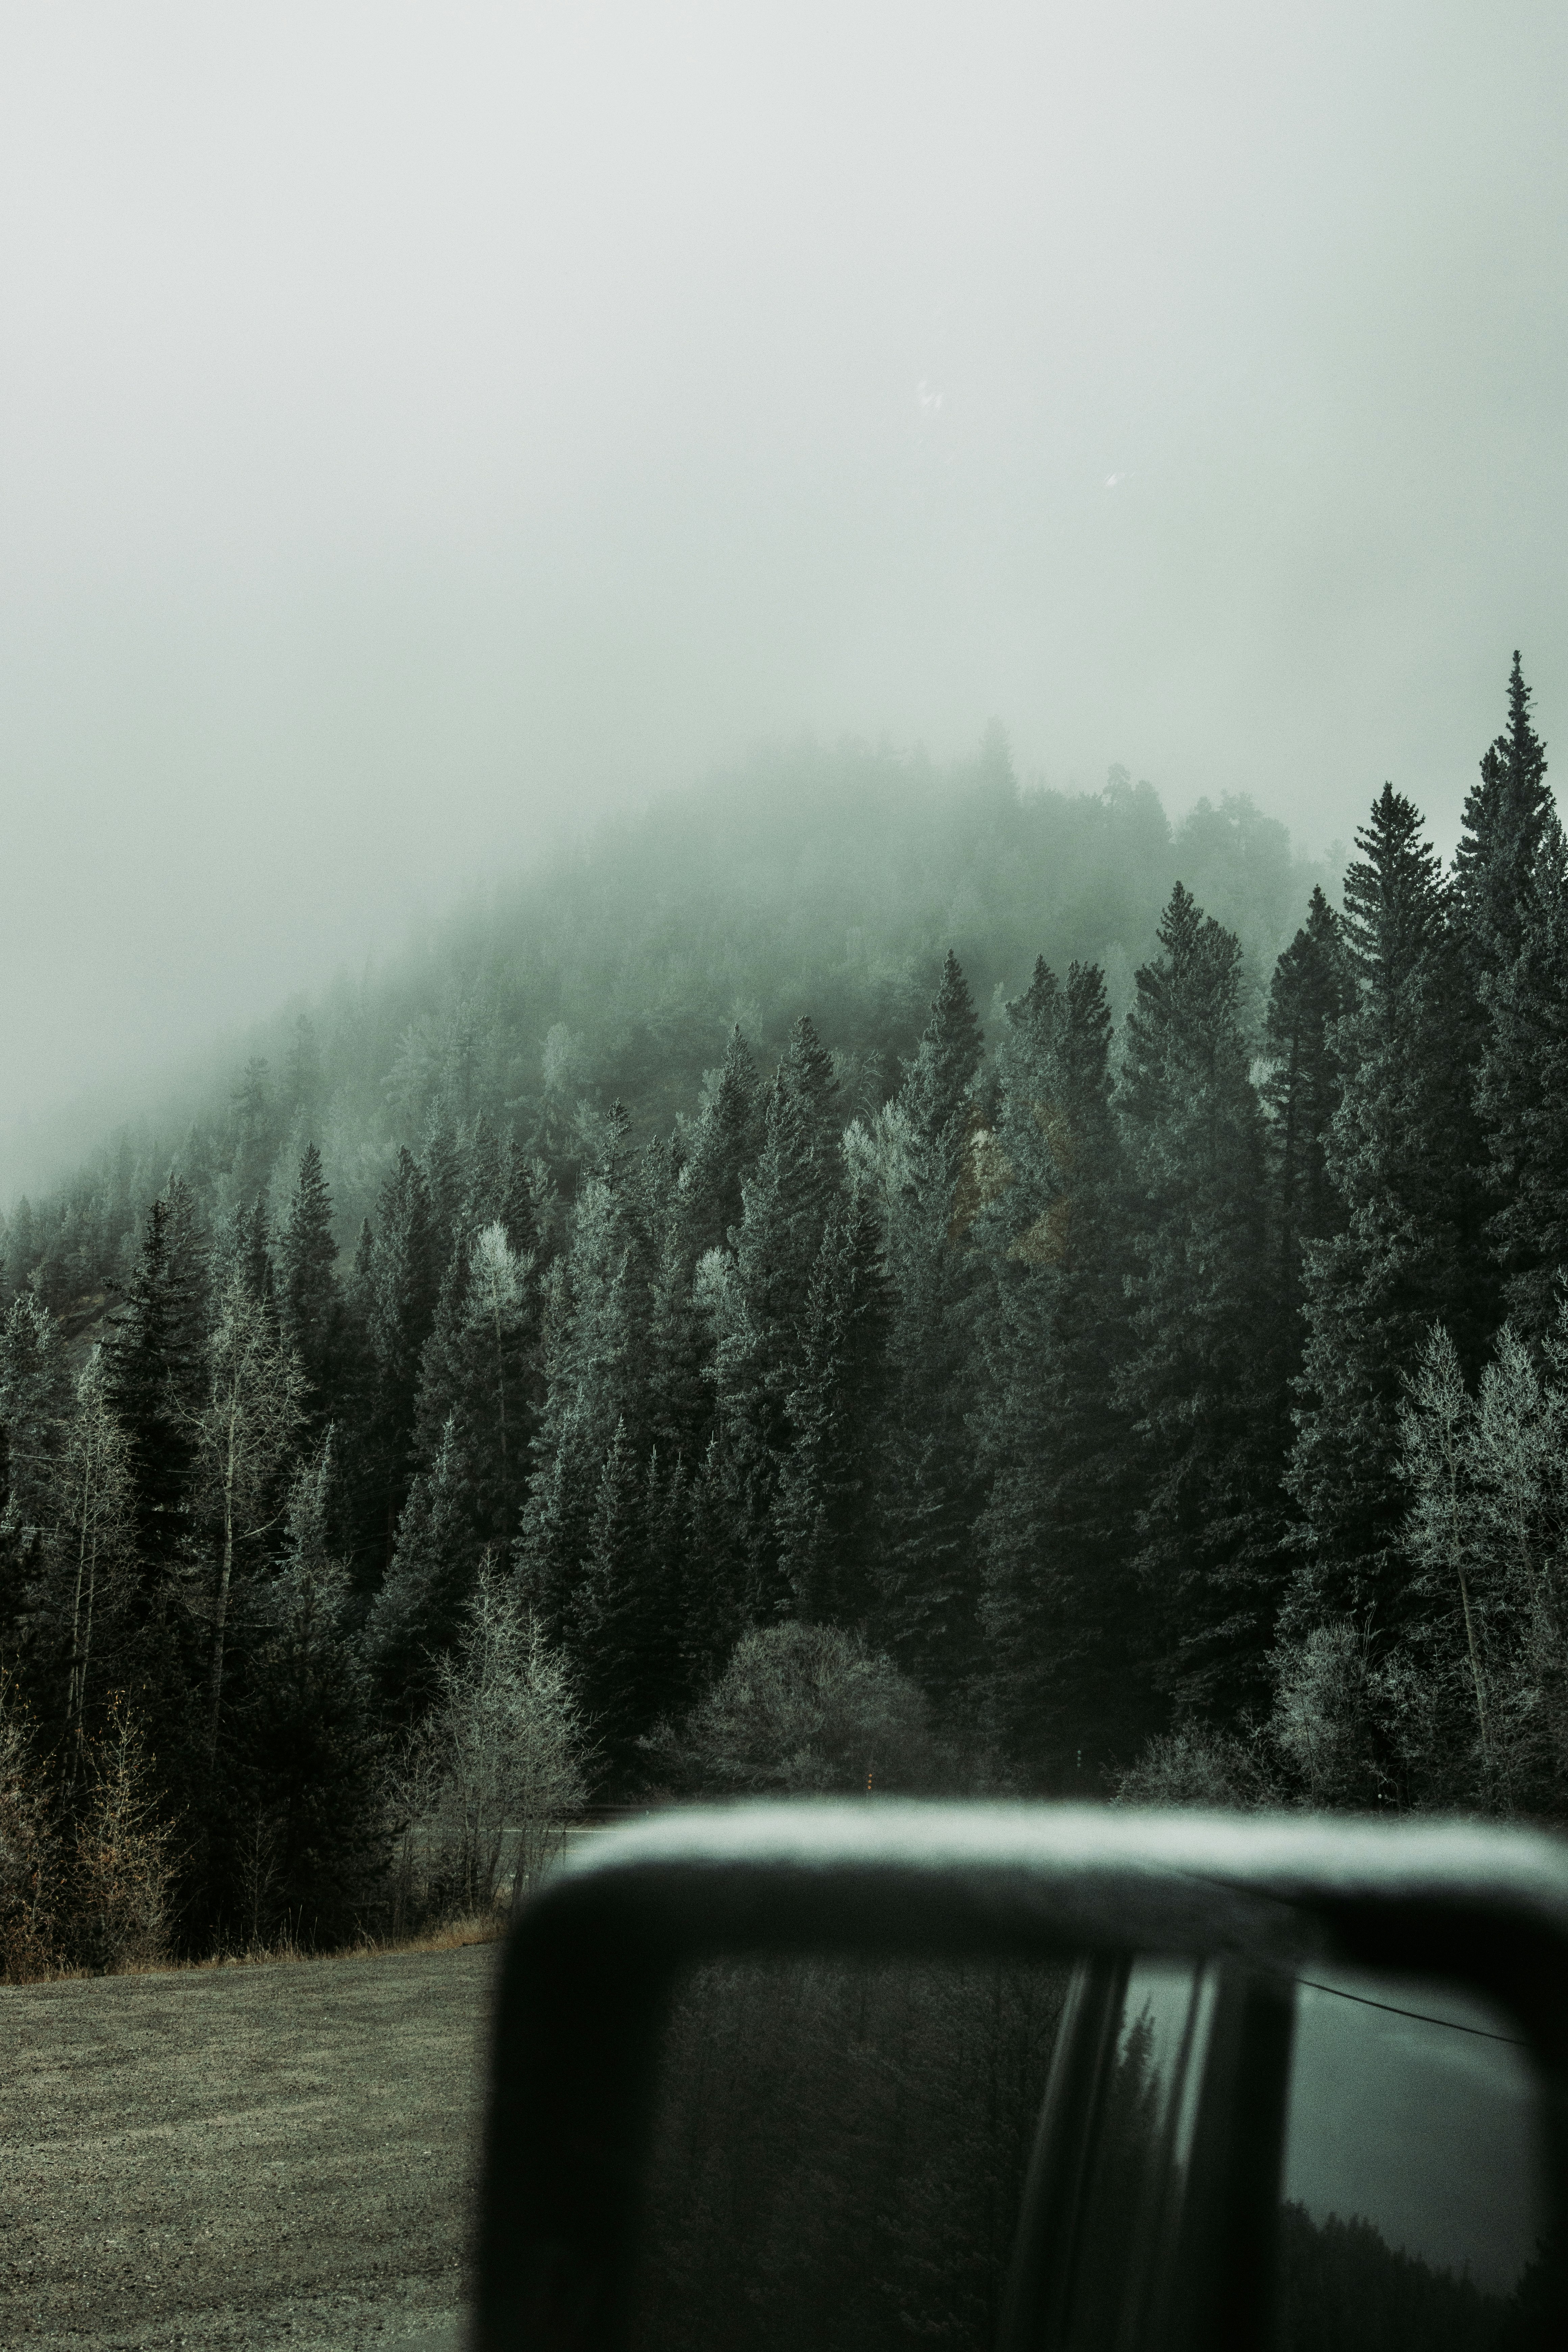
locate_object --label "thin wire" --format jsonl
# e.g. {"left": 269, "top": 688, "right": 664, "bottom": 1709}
{"left": 1296, "top": 1978, "right": 1529, "bottom": 2048}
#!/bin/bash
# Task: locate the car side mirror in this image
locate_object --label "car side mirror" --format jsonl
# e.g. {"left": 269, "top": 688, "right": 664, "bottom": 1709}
{"left": 472, "top": 1804, "right": 1568, "bottom": 2352}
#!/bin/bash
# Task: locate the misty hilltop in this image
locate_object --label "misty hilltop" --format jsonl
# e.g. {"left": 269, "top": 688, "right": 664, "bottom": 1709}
{"left": 4, "top": 733, "right": 1330, "bottom": 1288}
{"left": 6, "top": 658, "right": 1568, "bottom": 1973}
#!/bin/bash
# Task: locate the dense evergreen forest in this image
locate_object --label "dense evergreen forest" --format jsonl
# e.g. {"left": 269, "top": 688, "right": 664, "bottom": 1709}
{"left": 4, "top": 665, "right": 1566, "bottom": 1963}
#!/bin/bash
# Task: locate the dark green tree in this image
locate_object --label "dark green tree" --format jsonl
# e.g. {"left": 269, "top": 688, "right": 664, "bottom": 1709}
{"left": 569, "top": 1420, "right": 679, "bottom": 1782}
{"left": 217, "top": 1442, "right": 389, "bottom": 1947}
{"left": 105, "top": 1180, "right": 210, "bottom": 1595}
{"left": 1264, "top": 887, "right": 1354, "bottom": 1365}
{"left": 1454, "top": 652, "right": 1553, "bottom": 985}
{"left": 1480, "top": 822, "right": 1568, "bottom": 1336}
{"left": 871, "top": 957, "right": 987, "bottom": 1707}
{"left": 1116, "top": 885, "right": 1283, "bottom": 1717}
{"left": 363, "top": 1418, "right": 478, "bottom": 1724}
{"left": 278, "top": 1144, "right": 345, "bottom": 1424}
{"left": 975, "top": 960, "right": 1142, "bottom": 1780}
{"left": 1288, "top": 788, "right": 1485, "bottom": 1626}
{"left": 360, "top": 1148, "right": 441, "bottom": 1576}
{"left": 775, "top": 1173, "right": 889, "bottom": 1626}
{"left": 705, "top": 1020, "right": 842, "bottom": 1617}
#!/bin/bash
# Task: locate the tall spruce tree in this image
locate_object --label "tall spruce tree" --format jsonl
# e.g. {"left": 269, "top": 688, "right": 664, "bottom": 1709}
{"left": 1116, "top": 885, "right": 1283, "bottom": 1717}
{"left": 101, "top": 1179, "right": 212, "bottom": 1820}
{"left": 360, "top": 1147, "right": 441, "bottom": 1577}
{"left": 1264, "top": 887, "right": 1353, "bottom": 1367}
{"left": 1288, "top": 787, "right": 1484, "bottom": 1626}
{"left": 1480, "top": 822, "right": 1568, "bottom": 1336}
{"left": 1455, "top": 653, "right": 1553, "bottom": 985}
{"left": 703, "top": 1019, "right": 842, "bottom": 1618}
{"left": 106, "top": 1180, "right": 210, "bottom": 1595}
{"left": 974, "top": 959, "right": 1142, "bottom": 1780}
{"left": 364, "top": 1418, "right": 477, "bottom": 1723}
{"left": 569, "top": 1419, "right": 679, "bottom": 1782}
{"left": 278, "top": 1144, "right": 345, "bottom": 1425}
{"left": 870, "top": 955, "right": 987, "bottom": 1707}
{"left": 515, "top": 1104, "right": 656, "bottom": 1641}
{"left": 775, "top": 1172, "right": 889, "bottom": 1627}
{"left": 681, "top": 1027, "right": 762, "bottom": 1258}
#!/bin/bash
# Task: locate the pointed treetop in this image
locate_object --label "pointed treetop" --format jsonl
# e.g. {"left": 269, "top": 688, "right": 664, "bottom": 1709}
{"left": 1341, "top": 784, "right": 1447, "bottom": 993}
{"left": 1455, "top": 653, "right": 1553, "bottom": 977}
{"left": 903, "top": 950, "right": 983, "bottom": 1142}
{"left": 1005, "top": 956, "right": 1060, "bottom": 1048}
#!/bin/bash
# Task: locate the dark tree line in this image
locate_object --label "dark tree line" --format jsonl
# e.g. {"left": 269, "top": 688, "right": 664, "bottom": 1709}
{"left": 1, "top": 661, "right": 1565, "bottom": 1960}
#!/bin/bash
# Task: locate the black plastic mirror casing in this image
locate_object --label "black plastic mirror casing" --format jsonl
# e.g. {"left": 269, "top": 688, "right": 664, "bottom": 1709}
{"left": 472, "top": 1803, "right": 1568, "bottom": 2352}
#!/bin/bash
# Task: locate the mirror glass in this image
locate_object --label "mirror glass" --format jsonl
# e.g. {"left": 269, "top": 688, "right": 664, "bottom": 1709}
{"left": 623, "top": 1951, "right": 1554, "bottom": 2352}
{"left": 629, "top": 1953, "right": 1072, "bottom": 2352}
{"left": 1275, "top": 1969, "right": 1550, "bottom": 2352}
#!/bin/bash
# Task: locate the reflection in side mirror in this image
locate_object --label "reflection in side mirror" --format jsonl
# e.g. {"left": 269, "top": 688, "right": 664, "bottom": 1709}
{"left": 629, "top": 1955, "right": 1072, "bottom": 2352}
{"left": 619, "top": 1954, "right": 1555, "bottom": 2352}
{"left": 473, "top": 1810, "right": 1568, "bottom": 2352}
{"left": 1276, "top": 1972, "right": 1549, "bottom": 2352}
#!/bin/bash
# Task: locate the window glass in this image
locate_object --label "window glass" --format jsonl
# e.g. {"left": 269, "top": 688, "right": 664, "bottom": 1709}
{"left": 1061, "top": 1961, "right": 1216, "bottom": 2352}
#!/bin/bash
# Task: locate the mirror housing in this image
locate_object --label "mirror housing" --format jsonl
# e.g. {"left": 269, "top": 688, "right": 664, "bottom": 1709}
{"left": 473, "top": 1803, "right": 1568, "bottom": 2352}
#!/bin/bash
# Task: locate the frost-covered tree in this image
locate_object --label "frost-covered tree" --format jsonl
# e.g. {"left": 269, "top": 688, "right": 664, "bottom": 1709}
{"left": 190, "top": 1272, "right": 306, "bottom": 1751}
{"left": 391, "top": 1565, "right": 590, "bottom": 1921}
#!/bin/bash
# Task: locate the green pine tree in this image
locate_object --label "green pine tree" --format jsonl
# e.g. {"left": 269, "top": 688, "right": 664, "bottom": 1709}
{"left": 1288, "top": 787, "right": 1485, "bottom": 1628}
{"left": 1116, "top": 885, "right": 1284, "bottom": 1717}
{"left": 974, "top": 959, "right": 1143, "bottom": 1780}
{"left": 1480, "top": 822, "right": 1568, "bottom": 1336}
{"left": 1264, "top": 886, "right": 1353, "bottom": 1366}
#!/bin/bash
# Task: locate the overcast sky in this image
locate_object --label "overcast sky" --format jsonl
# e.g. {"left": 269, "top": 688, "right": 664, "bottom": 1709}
{"left": 2, "top": 2, "right": 1566, "bottom": 1191}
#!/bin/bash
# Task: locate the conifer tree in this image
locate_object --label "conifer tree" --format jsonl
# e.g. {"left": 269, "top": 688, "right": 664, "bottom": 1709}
{"left": 570, "top": 1418, "right": 677, "bottom": 1780}
{"left": 105, "top": 1181, "right": 210, "bottom": 1594}
{"left": 681, "top": 1028, "right": 762, "bottom": 1257}
{"left": 1288, "top": 788, "right": 1484, "bottom": 1625}
{"left": 101, "top": 1179, "right": 211, "bottom": 1816}
{"left": 514, "top": 1105, "right": 654, "bottom": 1637}
{"left": 1264, "top": 887, "right": 1353, "bottom": 1363}
{"left": 410, "top": 1221, "right": 536, "bottom": 1558}
{"left": 974, "top": 960, "right": 1141, "bottom": 1778}
{"left": 1455, "top": 653, "right": 1553, "bottom": 985}
{"left": 1480, "top": 822, "right": 1568, "bottom": 1336}
{"left": 703, "top": 1019, "right": 841, "bottom": 1616}
{"left": 1116, "top": 885, "right": 1282, "bottom": 1716}
{"left": 218, "top": 1441, "right": 389, "bottom": 1947}
{"left": 775, "top": 1174, "right": 889, "bottom": 1626}
{"left": 364, "top": 1418, "right": 477, "bottom": 1723}
{"left": 278, "top": 1144, "right": 344, "bottom": 1423}
{"left": 361, "top": 1148, "right": 441, "bottom": 1573}
{"left": 869, "top": 955, "right": 986, "bottom": 1706}
{"left": 0, "top": 1291, "right": 72, "bottom": 1647}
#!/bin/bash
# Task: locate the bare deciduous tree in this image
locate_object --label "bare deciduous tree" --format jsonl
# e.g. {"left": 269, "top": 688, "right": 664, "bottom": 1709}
{"left": 389, "top": 1563, "right": 590, "bottom": 1928}
{"left": 189, "top": 1274, "right": 307, "bottom": 1753}
{"left": 49, "top": 1349, "right": 133, "bottom": 1766}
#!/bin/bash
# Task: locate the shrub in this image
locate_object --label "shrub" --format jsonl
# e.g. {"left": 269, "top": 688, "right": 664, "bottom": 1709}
{"left": 644, "top": 1621, "right": 951, "bottom": 1797}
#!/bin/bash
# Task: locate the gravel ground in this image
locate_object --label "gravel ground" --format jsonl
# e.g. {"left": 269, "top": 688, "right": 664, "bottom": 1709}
{"left": 1, "top": 1942, "right": 499, "bottom": 2351}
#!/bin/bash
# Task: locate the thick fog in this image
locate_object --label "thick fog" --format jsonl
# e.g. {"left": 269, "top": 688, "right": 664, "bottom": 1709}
{"left": 2, "top": 2, "right": 1565, "bottom": 1191}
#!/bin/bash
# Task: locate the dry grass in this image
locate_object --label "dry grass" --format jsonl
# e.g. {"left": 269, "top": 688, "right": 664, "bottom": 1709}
{"left": 2, "top": 1908, "right": 507, "bottom": 1988}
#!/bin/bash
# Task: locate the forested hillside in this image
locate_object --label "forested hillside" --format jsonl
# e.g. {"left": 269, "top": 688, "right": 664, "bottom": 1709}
{"left": 4, "top": 673, "right": 1565, "bottom": 1963}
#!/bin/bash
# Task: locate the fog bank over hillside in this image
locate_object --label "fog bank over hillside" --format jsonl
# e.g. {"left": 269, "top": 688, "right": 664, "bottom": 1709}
{"left": 2, "top": 740, "right": 1330, "bottom": 1230}
{"left": 2, "top": 4, "right": 1564, "bottom": 1185}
